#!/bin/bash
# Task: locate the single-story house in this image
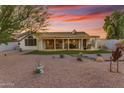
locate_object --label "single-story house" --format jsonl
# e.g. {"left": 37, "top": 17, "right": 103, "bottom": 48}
{"left": 17, "top": 30, "right": 100, "bottom": 51}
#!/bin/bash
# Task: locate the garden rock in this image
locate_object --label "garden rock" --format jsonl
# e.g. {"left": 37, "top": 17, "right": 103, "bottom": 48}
{"left": 96, "top": 56, "right": 104, "bottom": 62}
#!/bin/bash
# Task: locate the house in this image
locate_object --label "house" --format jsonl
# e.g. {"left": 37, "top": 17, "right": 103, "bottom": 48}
{"left": 17, "top": 30, "right": 99, "bottom": 51}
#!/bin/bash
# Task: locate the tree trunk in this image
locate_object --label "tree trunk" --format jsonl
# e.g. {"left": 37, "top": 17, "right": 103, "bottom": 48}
{"left": 117, "top": 60, "right": 119, "bottom": 73}
{"left": 110, "top": 57, "right": 112, "bottom": 72}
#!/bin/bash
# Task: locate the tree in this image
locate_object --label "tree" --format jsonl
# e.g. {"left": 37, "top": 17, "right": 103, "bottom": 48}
{"left": 0, "top": 5, "right": 50, "bottom": 44}
{"left": 104, "top": 12, "right": 124, "bottom": 73}
{"left": 103, "top": 11, "right": 124, "bottom": 39}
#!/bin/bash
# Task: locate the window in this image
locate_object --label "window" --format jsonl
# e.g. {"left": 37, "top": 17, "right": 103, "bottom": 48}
{"left": 25, "top": 36, "right": 37, "bottom": 46}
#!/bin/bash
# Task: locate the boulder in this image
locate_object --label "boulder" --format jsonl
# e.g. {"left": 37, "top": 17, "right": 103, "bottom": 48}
{"left": 96, "top": 56, "right": 104, "bottom": 62}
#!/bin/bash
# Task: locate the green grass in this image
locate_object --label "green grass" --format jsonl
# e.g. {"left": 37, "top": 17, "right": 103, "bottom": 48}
{"left": 26, "top": 50, "right": 112, "bottom": 55}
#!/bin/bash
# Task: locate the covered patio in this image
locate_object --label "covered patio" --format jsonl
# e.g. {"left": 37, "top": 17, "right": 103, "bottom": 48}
{"left": 43, "top": 38, "right": 87, "bottom": 50}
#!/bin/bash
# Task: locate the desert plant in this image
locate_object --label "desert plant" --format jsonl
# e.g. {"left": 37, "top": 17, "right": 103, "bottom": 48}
{"left": 4, "top": 53, "right": 7, "bottom": 56}
{"left": 35, "top": 62, "right": 44, "bottom": 74}
{"left": 77, "top": 57, "right": 82, "bottom": 61}
{"left": 60, "top": 54, "right": 64, "bottom": 58}
{"left": 35, "top": 67, "right": 42, "bottom": 74}
{"left": 52, "top": 56, "right": 55, "bottom": 59}
{"left": 96, "top": 54, "right": 102, "bottom": 56}
{"left": 79, "top": 52, "right": 83, "bottom": 57}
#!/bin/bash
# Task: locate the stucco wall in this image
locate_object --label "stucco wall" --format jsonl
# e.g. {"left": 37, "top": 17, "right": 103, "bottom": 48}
{"left": 19, "top": 35, "right": 45, "bottom": 50}
{"left": 19, "top": 39, "right": 38, "bottom": 50}
{"left": 0, "top": 42, "right": 18, "bottom": 52}
{"left": 96, "top": 39, "right": 120, "bottom": 50}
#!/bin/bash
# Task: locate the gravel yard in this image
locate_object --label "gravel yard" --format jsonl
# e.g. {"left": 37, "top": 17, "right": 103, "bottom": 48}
{"left": 0, "top": 52, "right": 124, "bottom": 88}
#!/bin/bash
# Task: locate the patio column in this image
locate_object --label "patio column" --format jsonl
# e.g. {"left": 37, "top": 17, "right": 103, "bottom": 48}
{"left": 62, "top": 39, "right": 64, "bottom": 50}
{"left": 79, "top": 39, "right": 80, "bottom": 49}
{"left": 95, "top": 40, "right": 98, "bottom": 49}
{"left": 81, "top": 39, "right": 83, "bottom": 50}
{"left": 54, "top": 39, "right": 56, "bottom": 50}
{"left": 43, "top": 39, "right": 45, "bottom": 49}
{"left": 68, "top": 39, "right": 69, "bottom": 50}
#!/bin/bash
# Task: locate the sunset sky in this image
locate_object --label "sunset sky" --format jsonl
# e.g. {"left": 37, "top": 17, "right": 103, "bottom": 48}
{"left": 47, "top": 5, "right": 124, "bottom": 39}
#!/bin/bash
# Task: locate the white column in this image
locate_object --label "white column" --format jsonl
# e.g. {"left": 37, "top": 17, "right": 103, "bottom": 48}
{"left": 95, "top": 39, "right": 98, "bottom": 49}
{"left": 39, "top": 39, "right": 43, "bottom": 50}
{"left": 43, "top": 39, "right": 45, "bottom": 50}
{"left": 68, "top": 39, "right": 69, "bottom": 50}
{"left": 62, "top": 39, "right": 64, "bottom": 50}
{"left": 54, "top": 39, "right": 56, "bottom": 50}
{"left": 78, "top": 39, "right": 80, "bottom": 50}
{"left": 81, "top": 39, "right": 83, "bottom": 50}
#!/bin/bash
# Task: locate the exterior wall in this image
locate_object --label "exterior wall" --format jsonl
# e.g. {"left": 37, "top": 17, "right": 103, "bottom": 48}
{"left": 0, "top": 42, "right": 18, "bottom": 52}
{"left": 89, "top": 38, "right": 99, "bottom": 50}
{"left": 19, "top": 35, "right": 38, "bottom": 50}
{"left": 37, "top": 39, "right": 44, "bottom": 50}
{"left": 19, "top": 34, "right": 99, "bottom": 51}
{"left": 19, "top": 39, "right": 37, "bottom": 50}
{"left": 96, "top": 39, "right": 120, "bottom": 50}
{"left": 20, "top": 37, "right": 98, "bottom": 51}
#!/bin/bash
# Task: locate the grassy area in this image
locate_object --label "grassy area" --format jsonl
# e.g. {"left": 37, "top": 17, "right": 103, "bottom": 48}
{"left": 26, "top": 50, "right": 112, "bottom": 55}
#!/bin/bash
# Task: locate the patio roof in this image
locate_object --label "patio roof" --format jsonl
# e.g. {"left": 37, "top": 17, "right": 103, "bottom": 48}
{"left": 39, "top": 32, "right": 90, "bottom": 39}
{"left": 17, "top": 29, "right": 100, "bottom": 40}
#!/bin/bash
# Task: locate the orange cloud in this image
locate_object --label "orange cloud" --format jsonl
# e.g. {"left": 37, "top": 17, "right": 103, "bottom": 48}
{"left": 49, "top": 11, "right": 111, "bottom": 23}
{"left": 62, "top": 13, "right": 111, "bottom": 22}
{"left": 49, "top": 14, "right": 66, "bottom": 20}
{"left": 49, "top": 5, "right": 85, "bottom": 11}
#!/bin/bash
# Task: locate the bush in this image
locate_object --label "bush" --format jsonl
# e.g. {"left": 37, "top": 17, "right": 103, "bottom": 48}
{"left": 4, "top": 53, "right": 7, "bottom": 56}
{"left": 60, "top": 54, "right": 64, "bottom": 58}
{"left": 96, "top": 54, "right": 102, "bottom": 56}
{"left": 79, "top": 52, "right": 83, "bottom": 57}
{"left": 77, "top": 57, "right": 82, "bottom": 61}
{"left": 35, "top": 68, "right": 42, "bottom": 74}
{"left": 52, "top": 56, "right": 55, "bottom": 59}
{"left": 35, "top": 62, "right": 44, "bottom": 74}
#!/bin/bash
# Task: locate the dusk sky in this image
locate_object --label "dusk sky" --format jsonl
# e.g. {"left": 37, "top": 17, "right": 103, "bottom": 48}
{"left": 47, "top": 5, "right": 124, "bottom": 39}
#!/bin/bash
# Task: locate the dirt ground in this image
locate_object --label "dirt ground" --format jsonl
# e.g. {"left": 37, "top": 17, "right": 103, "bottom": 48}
{"left": 0, "top": 52, "right": 124, "bottom": 88}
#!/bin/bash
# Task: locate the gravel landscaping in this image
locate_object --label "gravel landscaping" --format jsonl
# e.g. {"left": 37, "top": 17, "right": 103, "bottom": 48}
{"left": 0, "top": 52, "right": 124, "bottom": 88}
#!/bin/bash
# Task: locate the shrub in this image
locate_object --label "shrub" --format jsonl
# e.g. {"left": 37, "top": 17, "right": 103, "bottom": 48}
{"left": 60, "top": 54, "right": 64, "bottom": 58}
{"left": 96, "top": 54, "right": 102, "bottom": 56}
{"left": 35, "top": 62, "right": 44, "bottom": 74}
{"left": 35, "top": 68, "right": 42, "bottom": 74}
{"left": 4, "top": 53, "right": 7, "bottom": 56}
{"left": 79, "top": 52, "right": 83, "bottom": 57}
{"left": 52, "top": 56, "right": 55, "bottom": 59}
{"left": 77, "top": 57, "right": 82, "bottom": 61}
